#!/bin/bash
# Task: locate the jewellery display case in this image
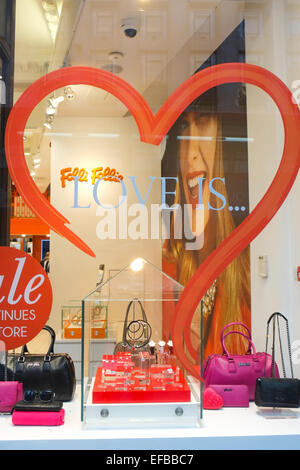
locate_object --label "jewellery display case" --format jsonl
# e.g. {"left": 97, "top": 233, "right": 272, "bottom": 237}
{"left": 81, "top": 258, "right": 203, "bottom": 429}
{"left": 62, "top": 304, "right": 107, "bottom": 339}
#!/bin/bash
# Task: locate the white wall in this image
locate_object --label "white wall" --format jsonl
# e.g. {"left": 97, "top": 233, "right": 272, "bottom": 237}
{"left": 245, "top": 0, "right": 300, "bottom": 376}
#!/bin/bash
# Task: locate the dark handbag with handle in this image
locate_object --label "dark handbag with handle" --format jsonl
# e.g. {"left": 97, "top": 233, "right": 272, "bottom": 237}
{"left": 114, "top": 299, "right": 152, "bottom": 354}
{"left": 1, "top": 325, "right": 76, "bottom": 402}
{"left": 255, "top": 312, "right": 300, "bottom": 408}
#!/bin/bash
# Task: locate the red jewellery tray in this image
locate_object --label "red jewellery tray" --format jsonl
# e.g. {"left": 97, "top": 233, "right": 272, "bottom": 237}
{"left": 92, "top": 366, "right": 191, "bottom": 404}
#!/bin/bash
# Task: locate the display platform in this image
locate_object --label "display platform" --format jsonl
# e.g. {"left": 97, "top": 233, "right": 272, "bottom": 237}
{"left": 92, "top": 365, "right": 191, "bottom": 404}
{"left": 1, "top": 386, "right": 300, "bottom": 450}
{"left": 86, "top": 377, "right": 197, "bottom": 429}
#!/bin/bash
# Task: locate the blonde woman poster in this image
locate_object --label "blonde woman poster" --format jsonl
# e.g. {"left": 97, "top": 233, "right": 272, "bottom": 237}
{"left": 162, "top": 22, "right": 251, "bottom": 363}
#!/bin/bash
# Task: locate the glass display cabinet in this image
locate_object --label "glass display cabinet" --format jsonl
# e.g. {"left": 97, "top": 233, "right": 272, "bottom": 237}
{"left": 61, "top": 304, "right": 107, "bottom": 339}
{"left": 81, "top": 258, "right": 203, "bottom": 429}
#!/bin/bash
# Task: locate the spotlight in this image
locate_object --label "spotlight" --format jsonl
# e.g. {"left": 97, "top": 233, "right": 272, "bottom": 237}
{"left": 130, "top": 258, "right": 144, "bottom": 272}
{"left": 46, "top": 101, "right": 56, "bottom": 115}
{"left": 44, "top": 115, "right": 54, "bottom": 129}
{"left": 49, "top": 95, "right": 64, "bottom": 107}
{"left": 64, "top": 87, "right": 76, "bottom": 101}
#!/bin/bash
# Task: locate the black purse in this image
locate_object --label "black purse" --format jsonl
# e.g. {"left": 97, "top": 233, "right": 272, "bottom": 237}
{"left": 255, "top": 312, "right": 300, "bottom": 408}
{"left": 0, "top": 325, "right": 76, "bottom": 402}
{"left": 114, "top": 299, "right": 152, "bottom": 354}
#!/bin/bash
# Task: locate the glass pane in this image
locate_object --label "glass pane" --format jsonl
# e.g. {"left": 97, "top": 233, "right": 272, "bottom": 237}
{"left": 3, "top": 0, "right": 300, "bottom": 441}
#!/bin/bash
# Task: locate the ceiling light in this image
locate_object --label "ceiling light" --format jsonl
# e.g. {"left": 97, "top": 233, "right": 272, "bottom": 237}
{"left": 44, "top": 122, "right": 52, "bottom": 129}
{"left": 34, "top": 158, "right": 41, "bottom": 164}
{"left": 50, "top": 95, "right": 64, "bottom": 106}
{"left": 46, "top": 103, "right": 56, "bottom": 115}
{"left": 42, "top": 0, "right": 57, "bottom": 13}
{"left": 130, "top": 258, "right": 144, "bottom": 272}
{"left": 45, "top": 12, "right": 58, "bottom": 22}
{"left": 30, "top": 172, "right": 35, "bottom": 177}
{"left": 34, "top": 164, "right": 40, "bottom": 169}
{"left": 64, "top": 87, "right": 76, "bottom": 101}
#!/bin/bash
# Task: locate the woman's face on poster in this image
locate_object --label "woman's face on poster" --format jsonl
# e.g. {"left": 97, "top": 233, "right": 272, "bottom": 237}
{"left": 179, "top": 112, "right": 218, "bottom": 234}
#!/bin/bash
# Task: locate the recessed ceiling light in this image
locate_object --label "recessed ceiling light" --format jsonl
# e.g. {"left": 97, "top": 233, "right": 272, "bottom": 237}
{"left": 101, "top": 64, "right": 123, "bottom": 74}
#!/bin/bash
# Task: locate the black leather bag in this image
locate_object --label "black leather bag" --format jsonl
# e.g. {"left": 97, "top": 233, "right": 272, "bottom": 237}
{"left": 2, "top": 325, "right": 76, "bottom": 402}
{"left": 255, "top": 312, "right": 300, "bottom": 408}
{"left": 255, "top": 377, "right": 300, "bottom": 408}
{"left": 114, "top": 299, "right": 152, "bottom": 354}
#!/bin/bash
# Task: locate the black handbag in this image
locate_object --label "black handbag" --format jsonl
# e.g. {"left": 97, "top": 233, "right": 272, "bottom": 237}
{"left": 255, "top": 312, "right": 300, "bottom": 408}
{"left": 0, "top": 325, "right": 76, "bottom": 402}
{"left": 114, "top": 299, "right": 152, "bottom": 354}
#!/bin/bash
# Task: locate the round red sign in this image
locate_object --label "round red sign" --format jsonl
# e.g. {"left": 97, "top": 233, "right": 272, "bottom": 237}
{"left": 0, "top": 247, "right": 53, "bottom": 350}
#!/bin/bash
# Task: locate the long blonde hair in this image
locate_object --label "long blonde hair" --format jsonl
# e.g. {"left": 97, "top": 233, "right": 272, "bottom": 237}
{"left": 165, "top": 118, "right": 251, "bottom": 350}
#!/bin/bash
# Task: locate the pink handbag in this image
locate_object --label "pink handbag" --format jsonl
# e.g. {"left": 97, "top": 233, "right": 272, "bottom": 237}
{"left": 0, "top": 381, "right": 23, "bottom": 413}
{"left": 203, "top": 322, "right": 279, "bottom": 400}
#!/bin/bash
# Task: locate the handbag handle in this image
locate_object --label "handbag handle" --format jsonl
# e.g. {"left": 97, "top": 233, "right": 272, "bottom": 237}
{"left": 122, "top": 299, "right": 148, "bottom": 345}
{"left": 220, "top": 322, "right": 252, "bottom": 339}
{"left": 220, "top": 322, "right": 252, "bottom": 354}
{"left": 222, "top": 330, "right": 256, "bottom": 357}
{"left": 264, "top": 312, "right": 293, "bottom": 378}
{"left": 19, "top": 325, "right": 56, "bottom": 358}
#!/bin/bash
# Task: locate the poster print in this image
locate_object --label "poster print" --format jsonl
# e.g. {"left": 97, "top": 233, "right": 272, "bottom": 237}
{"left": 162, "top": 22, "right": 251, "bottom": 362}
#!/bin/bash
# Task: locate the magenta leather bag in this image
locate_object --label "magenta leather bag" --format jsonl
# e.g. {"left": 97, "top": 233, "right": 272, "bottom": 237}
{"left": 210, "top": 384, "right": 249, "bottom": 407}
{"left": 203, "top": 322, "right": 279, "bottom": 400}
{"left": 0, "top": 381, "right": 23, "bottom": 413}
{"left": 12, "top": 409, "right": 65, "bottom": 426}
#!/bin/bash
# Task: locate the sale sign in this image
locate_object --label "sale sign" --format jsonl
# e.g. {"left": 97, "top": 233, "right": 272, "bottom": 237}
{"left": 0, "top": 247, "right": 52, "bottom": 350}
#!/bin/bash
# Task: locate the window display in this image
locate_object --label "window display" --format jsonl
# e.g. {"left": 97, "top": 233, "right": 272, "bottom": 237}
{"left": 0, "top": 0, "right": 300, "bottom": 451}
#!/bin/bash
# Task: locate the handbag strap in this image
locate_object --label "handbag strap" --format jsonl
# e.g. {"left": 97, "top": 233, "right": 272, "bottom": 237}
{"left": 19, "top": 325, "right": 56, "bottom": 358}
{"left": 122, "top": 299, "right": 147, "bottom": 344}
{"left": 264, "top": 312, "right": 294, "bottom": 378}
{"left": 222, "top": 330, "right": 256, "bottom": 357}
{"left": 220, "top": 322, "right": 252, "bottom": 354}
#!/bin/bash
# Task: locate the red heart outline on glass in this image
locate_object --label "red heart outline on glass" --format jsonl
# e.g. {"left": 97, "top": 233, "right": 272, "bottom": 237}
{"left": 4, "top": 63, "right": 300, "bottom": 380}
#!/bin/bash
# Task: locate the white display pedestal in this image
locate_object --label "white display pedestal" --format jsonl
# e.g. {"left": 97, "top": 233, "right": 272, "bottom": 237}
{"left": 83, "top": 378, "right": 200, "bottom": 429}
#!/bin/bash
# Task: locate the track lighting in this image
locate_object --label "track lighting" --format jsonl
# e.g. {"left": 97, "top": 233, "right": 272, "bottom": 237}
{"left": 64, "top": 87, "right": 76, "bottom": 101}
{"left": 44, "top": 114, "right": 54, "bottom": 129}
{"left": 46, "top": 101, "right": 56, "bottom": 116}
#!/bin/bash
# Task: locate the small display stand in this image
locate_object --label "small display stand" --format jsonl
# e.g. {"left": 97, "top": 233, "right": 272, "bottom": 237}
{"left": 62, "top": 304, "right": 107, "bottom": 339}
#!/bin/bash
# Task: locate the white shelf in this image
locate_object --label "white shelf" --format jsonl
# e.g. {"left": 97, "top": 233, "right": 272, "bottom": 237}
{"left": 1, "top": 386, "right": 300, "bottom": 450}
